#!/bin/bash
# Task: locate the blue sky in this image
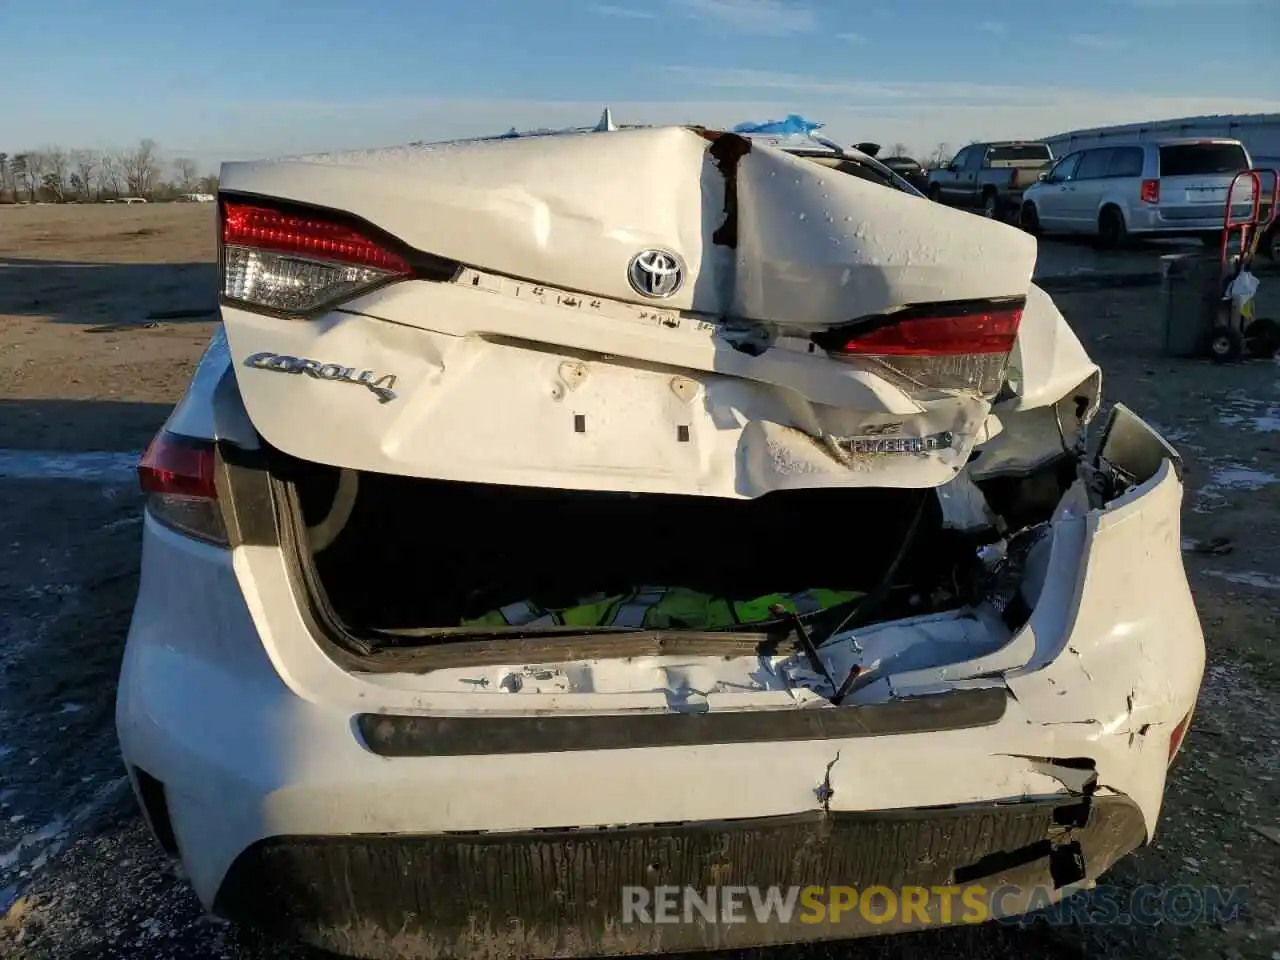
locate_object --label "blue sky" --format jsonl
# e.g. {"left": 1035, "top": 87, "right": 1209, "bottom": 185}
{"left": 2, "top": 0, "right": 1276, "bottom": 173}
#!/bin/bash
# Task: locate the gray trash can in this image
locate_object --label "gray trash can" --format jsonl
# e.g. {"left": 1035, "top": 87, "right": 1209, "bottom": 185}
{"left": 1161, "top": 253, "right": 1222, "bottom": 358}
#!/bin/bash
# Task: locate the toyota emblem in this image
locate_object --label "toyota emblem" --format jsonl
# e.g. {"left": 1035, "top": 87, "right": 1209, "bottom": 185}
{"left": 627, "top": 249, "right": 685, "bottom": 299}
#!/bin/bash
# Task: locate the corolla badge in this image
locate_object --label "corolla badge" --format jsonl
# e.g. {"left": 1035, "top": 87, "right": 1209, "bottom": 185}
{"left": 837, "top": 431, "right": 954, "bottom": 455}
{"left": 627, "top": 249, "right": 685, "bottom": 299}
{"left": 243, "top": 352, "right": 398, "bottom": 404}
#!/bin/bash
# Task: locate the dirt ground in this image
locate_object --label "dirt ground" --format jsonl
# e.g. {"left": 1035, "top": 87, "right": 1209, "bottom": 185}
{"left": 1, "top": 204, "right": 1278, "bottom": 960}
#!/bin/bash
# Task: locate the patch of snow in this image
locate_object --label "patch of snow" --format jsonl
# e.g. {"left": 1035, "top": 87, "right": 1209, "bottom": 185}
{"left": 0, "top": 818, "right": 67, "bottom": 871}
{"left": 1209, "top": 466, "right": 1279, "bottom": 490}
{"left": 0, "top": 450, "right": 140, "bottom": 484}
{"left": 1193, "top": 463, "right": 1279, "bottom": 512}
{"left": 1216, "top": 393, "right": 1280, "bottom": 433}
{"left": 1204, "top": 570, "right": 1280, "bottom": 591}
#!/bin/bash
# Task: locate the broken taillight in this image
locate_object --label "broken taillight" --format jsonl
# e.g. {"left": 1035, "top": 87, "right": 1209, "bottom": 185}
{"left": 1168, "top": 707, "right": 1194, "bottom": 765}
{"left": 138, "top": 431, "right": 227, "bottom": 546}
{"left": 220, "top": 199, "right": 416, "bottom": 314}
{"left": 812, "top": 299, "right": 1023, "bottom": 397}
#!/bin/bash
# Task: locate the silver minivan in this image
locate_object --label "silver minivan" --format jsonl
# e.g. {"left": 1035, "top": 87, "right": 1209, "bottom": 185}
{"left": 1020, "top": 138, "right": 1257, "bottom": 248}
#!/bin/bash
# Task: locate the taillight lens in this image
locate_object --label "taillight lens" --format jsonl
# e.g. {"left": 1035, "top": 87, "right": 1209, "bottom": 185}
{"left": 138, "top": 431, "right": 227, "bottom": 546}
{"left": 1140, "top": 179, "right": 1160, "bottom": 204}
{"left": 220, "top": 200, "right": 413, "bottom": 314}
{"left": 813, "top": 300, "right": 1023, "bottom": 398}
{"left": 1168, "top": 707, "right": 1193, "bottom": 765}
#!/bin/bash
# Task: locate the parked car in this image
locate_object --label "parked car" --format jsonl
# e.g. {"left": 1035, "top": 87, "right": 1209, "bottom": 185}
{"left": 1019, "top": 138, "right": 1256, "bottom": 248}
{"left": 925, "top": 141, "right": 1054, "bottom": 219}
{"left": 117, "top": 120, "right": 1203, "bottom": 959}
{"left": 877, "top": 155, "right": 930, "bottom": 192}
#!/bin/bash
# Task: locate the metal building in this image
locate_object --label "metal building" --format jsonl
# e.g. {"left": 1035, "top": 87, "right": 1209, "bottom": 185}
{"left": 1043, "top": 113, "right": 1280, "bottom": 170}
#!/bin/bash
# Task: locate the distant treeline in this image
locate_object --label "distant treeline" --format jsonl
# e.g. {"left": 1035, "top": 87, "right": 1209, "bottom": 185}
{"left": 0, "top": 140, "right": 218, "bottom": 204}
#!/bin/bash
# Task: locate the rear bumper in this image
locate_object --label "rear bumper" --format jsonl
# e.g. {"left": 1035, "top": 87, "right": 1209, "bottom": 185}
{"left": 1128, "top": 204, "right": 1256, "bottom": 235}
{"left": 213, "top": 797, "right": 1147, "bottom": 959}
{"left": 116, "top": 407, "right": 1204, "bottom": 956}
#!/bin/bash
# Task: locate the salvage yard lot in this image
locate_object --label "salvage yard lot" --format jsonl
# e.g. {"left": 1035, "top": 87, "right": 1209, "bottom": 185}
{"left": 1, "top": 203, "right": 1278, "bottom": 959}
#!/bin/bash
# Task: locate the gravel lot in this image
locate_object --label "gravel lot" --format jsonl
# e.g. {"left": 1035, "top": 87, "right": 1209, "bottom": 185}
{"left": 1, "top": 203, "right": 1278, "bottom": 960}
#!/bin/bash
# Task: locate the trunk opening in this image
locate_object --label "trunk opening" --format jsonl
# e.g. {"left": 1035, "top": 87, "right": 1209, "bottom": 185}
{"left": 270, "top": 455, "right": 980, "bottom": 641}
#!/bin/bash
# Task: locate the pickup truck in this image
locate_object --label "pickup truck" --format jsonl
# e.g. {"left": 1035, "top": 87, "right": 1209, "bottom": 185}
{"left": 926, "top": 141, "right": 1054, "bottom": 219}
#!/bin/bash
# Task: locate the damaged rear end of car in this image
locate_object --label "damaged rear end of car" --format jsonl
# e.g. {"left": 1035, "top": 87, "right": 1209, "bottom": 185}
{"left": 116, "top": 123, "right": 1205, "bottom": 960}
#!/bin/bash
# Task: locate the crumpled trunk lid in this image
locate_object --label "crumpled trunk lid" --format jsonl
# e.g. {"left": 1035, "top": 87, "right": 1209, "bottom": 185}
{"left": 219, "top": 127, "right": 1036, "bottom": 324}
{"left": 216, "top": 127, "right": 1040, "bottom": 497}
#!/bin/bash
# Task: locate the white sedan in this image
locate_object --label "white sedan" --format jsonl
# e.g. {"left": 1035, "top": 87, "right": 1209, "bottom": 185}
{"left": 116, "top": 120, "right": 1203, "bottom": 958}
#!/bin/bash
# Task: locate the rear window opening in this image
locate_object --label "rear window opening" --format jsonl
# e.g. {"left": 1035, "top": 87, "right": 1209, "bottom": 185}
{"left": 986, "top": 145, "right": 1052, "bottom": 164}
{"left": 1158, "top": 142, "right": 1249, "bottom": 177}
{"left": 271, "top": 457, "right": 999, "bottom": 644}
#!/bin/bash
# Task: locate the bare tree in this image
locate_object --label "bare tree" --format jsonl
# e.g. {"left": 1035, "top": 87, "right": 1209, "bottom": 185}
{"left": 929, "top": 142, "right": 952, "bottom": 168}
{"left": 173, "top": 157, "right": 199, "bottom": 192}
{"left": 890, "top": 141, "right": 909, "bottom": 158}
{"left": 23, "top": 151, "right": 46, "bottom": 200}
{"left": 10, "top": 155, "right": 28, "bottom": 200}
{"left": 41, "top": 147, "right": 69, "bottom": 202}
{"left": 98, "top": 152, "right": 121, "bottom": 198}
{"left": 198, "top": 173, "right": 219, "bottom": 195}
{"left": 0, "top": 153, "right": 9, "bottom": 200}
{"left": 70, "top": 150, "right": 98, "bottom": 200}
{"left": 121, "top": 139, "right": 162, "bottom": 198}
{"left": 42, "top": 173, "right": 67, "bottom": 202}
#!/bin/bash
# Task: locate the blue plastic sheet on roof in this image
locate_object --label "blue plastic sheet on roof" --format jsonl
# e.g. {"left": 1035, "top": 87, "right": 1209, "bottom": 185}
{"left": 731, "top": 114, "right": 825, "bottom": 136}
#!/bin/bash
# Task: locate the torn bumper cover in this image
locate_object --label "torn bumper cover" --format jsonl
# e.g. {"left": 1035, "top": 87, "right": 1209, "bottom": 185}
{"left": 214, "top": 797, "right": 1146, "bottom": 959}
{"left": 118, "top": 407, "right": 1202, "bottom": 958}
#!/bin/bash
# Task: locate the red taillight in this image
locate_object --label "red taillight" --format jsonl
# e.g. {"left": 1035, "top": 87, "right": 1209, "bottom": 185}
{"left": 219, "top": 198, "right": 432, "bottom": 314}
{"left": 812, "top": 301, "right": 1024, "bottom": 398}
{"left": 138, "top": 432, "right": 227, "bottom": 546}
{"left": 222, "top": 201, "right": 411, "bottom": 274}
{"left": 139, "top": 431, "right": 217, "bottom": 498}
{"left": 827, "top": 304, "right": 1023, "bottom": 357}
{"left": 1141, "top": 179, "right": 1160, "bottom": 204}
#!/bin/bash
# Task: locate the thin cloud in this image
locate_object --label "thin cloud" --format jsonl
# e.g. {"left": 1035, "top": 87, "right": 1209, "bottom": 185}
{"left": 978, "top": 20, "right": 1007, "bottom": 33}
{"left": 588, "top": 3, "right": 657, "bottom": 17}
{"left": 662, "top": 66, "right": 1053, "bottom": 104}
{"left": 1070, "top": 33, "right": 1129, "bottom": 50}
{"left": 91, "top": 92, "right": 1280, "bottom": 169}
{"left": 675, "top": 0, "right": 817, "bottom": 35}
{"left": 1126, "top": 0, "right": 1258, "bottom": 6}
{"left": 836, "top": 32, "right": 866, "bottom": 42}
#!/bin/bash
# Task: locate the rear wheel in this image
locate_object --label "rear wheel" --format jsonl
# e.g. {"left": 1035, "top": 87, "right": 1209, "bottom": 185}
{"left": 927, "top": 183, "right": 941, "bottom": 203}
{"left": 1210, "top": 325, "right": 1243, "bottom": 363}
{"left": 1245, "top": 317, "right": 1280, "bottom": 359}
{"left": 1097, "top": 206, "right": 1128, "bottom": 250}
{"left": 1020, "top": 202, "right": 1041, "bottom": 236}
{"left": 1265, "top": 225, "right": 1280, "bottom": 262}
{"left": 981, "top": 190, "right": 999, "bottom": 219}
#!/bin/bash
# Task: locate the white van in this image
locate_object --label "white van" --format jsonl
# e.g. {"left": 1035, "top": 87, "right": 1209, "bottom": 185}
{"left": 1020, "top": 138, "right": 1258, "bottom": 247}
